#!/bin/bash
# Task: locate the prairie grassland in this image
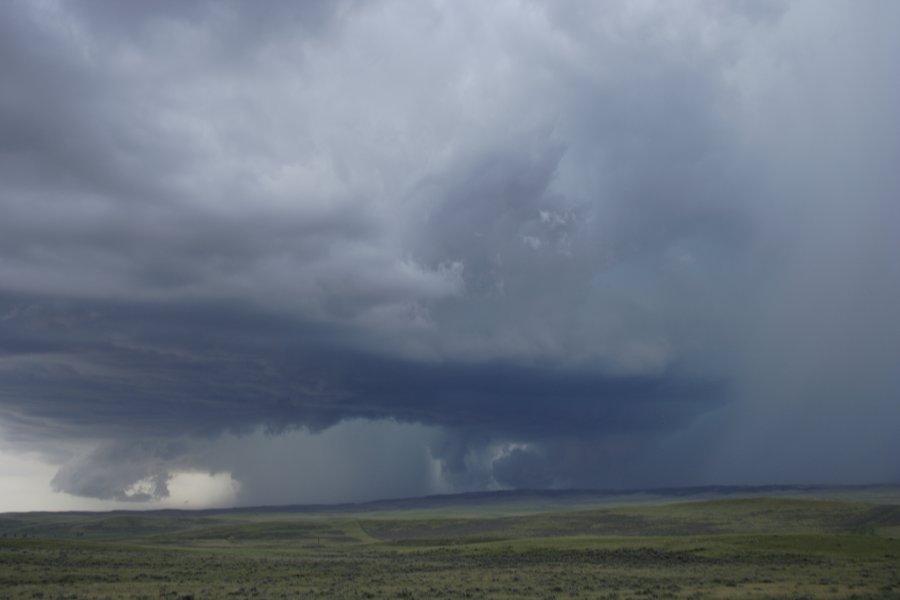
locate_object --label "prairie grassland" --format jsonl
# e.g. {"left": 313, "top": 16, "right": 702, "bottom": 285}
{"left": 1, "top": 494, "right": 899, "bottom": 599}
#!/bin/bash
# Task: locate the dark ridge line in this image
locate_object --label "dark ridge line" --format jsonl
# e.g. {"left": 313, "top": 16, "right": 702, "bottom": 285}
{"left": 4, "top": 482, "right": 898, "bottom": 517}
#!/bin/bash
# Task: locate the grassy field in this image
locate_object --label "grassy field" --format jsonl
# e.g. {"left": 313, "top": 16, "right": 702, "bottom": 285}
{"left": 1, "top": 487, "right": 899, "bottom": 599}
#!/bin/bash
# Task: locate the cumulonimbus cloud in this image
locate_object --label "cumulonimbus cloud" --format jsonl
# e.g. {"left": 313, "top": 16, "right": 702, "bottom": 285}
{"left": 1, "top": 0, "right": 898, "bottom": 502}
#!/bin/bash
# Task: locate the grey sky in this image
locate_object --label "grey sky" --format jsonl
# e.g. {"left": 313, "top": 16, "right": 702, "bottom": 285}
{"left": 0, "top": 0, "right": 898, "bottom": 509}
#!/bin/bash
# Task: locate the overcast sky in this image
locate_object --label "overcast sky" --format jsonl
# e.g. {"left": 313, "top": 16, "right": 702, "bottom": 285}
{"left": 1, "top": 0, "right": 898, "bottom": 512}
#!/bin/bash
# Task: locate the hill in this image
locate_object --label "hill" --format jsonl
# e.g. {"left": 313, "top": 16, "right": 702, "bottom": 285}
{"left": 1, "top": 484, "right": 899, "bottom": 599}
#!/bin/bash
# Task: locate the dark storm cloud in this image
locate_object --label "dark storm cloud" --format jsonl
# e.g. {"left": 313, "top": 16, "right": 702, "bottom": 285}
{"left": 1, "top": 0, "right": 898, "bottom": 502}
{"left": 0, "top": 291, "right": 722, "bottom": 440}
{"left": 0, "top": 287, "right": 722, "bottom": 500}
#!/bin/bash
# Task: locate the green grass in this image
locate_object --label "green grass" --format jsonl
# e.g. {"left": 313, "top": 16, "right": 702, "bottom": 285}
{"left": 2, "top": 493, "right": 900, "bottom": 599}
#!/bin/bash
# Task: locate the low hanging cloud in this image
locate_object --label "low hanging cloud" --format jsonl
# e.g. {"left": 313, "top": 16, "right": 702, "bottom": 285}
{"left": 1, "top": 0, "right": 898, "bottom": 504}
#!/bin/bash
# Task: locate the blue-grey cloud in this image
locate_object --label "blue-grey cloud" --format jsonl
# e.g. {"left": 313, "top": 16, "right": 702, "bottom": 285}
{"left": 0, "top": 0, "right": 898, "bottom": 503}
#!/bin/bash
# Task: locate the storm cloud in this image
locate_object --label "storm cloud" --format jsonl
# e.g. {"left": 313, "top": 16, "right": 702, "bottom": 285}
{"left": 0, "top": 0, "right": 898, "bottom": 505}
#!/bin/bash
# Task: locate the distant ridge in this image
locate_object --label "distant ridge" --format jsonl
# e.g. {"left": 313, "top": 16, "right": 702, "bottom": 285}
{"left": 210, "top": 483, "right": 898, "bottom": 515}
{"left": 9, "top": 482, "right": 898, "bottom": 517}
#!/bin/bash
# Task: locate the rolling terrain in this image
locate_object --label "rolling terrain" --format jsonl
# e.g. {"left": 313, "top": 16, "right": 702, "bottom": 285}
{"left": 2, "top": 485, "right": 899, "bottom": 599}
